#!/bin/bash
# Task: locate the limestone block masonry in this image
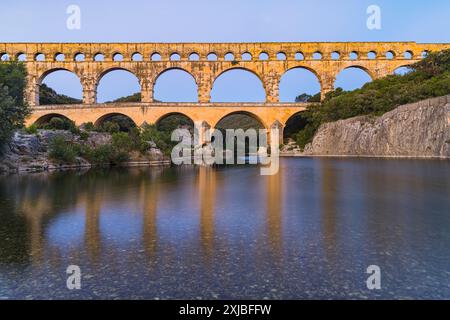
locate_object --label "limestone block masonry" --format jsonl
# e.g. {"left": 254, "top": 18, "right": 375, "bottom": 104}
{"left": 1, "top": 42, "right": 449, "bottom": 132}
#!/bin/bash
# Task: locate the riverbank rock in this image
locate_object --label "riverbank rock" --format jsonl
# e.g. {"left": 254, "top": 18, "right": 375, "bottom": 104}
{"left": 0, "top": 129, "right": 168, "bottom": 174}
{"left": 87, "top": 132, "right": 112, "bottom": 147}
{"left": 303, "top": 95, "right": 450, "bottom": 158}
{"left": 0, "top": 132, "right": 50, "bottom": 173}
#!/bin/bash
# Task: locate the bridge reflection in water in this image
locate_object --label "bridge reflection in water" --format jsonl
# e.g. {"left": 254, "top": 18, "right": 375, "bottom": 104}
{"left": 0, "top": 159, "right": 449, "bottom": 299}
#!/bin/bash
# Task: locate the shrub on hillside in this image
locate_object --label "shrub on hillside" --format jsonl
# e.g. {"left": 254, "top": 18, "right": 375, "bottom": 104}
{"left": 48, "top": 136, "right": 78, "bottom": 163}
{"left": 291, "top": 49, "right": 450, "bottom": 149}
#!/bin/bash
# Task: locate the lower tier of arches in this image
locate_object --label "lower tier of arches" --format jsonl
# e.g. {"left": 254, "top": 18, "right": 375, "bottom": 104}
{"left": 27, "top": 103, "right": 307, "bottom": 133}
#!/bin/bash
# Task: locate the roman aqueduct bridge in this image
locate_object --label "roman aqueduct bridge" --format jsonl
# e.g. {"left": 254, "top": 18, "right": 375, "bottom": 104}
{"left": 1, "top": 41, "right": 449, "bottom": 137}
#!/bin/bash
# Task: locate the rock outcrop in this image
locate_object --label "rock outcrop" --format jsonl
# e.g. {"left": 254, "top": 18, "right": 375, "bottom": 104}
{"left": 304, "top": 95, "right": 450, "bottom": 158}
{"left": 0, "top": 130, "right": 168, "bottom": 174}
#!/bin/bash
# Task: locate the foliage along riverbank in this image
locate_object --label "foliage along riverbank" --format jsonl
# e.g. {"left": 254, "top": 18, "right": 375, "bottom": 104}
{"left": 0, "top": 120, "right": 173, "bottom": 174}
{"left": 289, "top": 49, "right": 450, "bottom": 149}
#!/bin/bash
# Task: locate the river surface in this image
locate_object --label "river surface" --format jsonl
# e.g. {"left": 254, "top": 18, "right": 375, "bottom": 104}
{"left": 0, "top": 158, "right": 449, "bottom": 299}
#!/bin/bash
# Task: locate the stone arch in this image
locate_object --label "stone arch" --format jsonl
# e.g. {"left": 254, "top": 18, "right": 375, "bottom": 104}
{"left": 113, "top": 52, "right": 124, "bottom": 61}
{"left": 153, "top": 67, "right": 198, "bottom": 102}
{"left": 38, "top": 67, "right": 79, "bottom": 84}
{"left": 213, "top": 111, "right": 267, "bottom": 130}
{"left": 54, "top": 52, "right": 65, "bottom": 62}
{"left": 94, "top": 112, "right": 137, "bottom": 129}
{"left": 241, "top": 52, "right": 252, "bottom": 61}
{"left": 74, "top": 52, "right": 85, "bottom": 61}
{"left": 0, "top": 52, "right": 10, "bottom": 61}
{"left": 170, "top": 52, "right": 181, "bottom": 61}
{"left": 37, "top": 68, "right": 82, "bottom": 105}
{"left": 34, "top": 113, "right": 73, "bottom": 127}
{"left": 281, "top": 66, "right": 323, "bottom": 93}
{"left": 16, "top": 52, "right": 27, "bottom": 61}
{"left": 338, "top": 65, "right": 375, "bottom": 81}
{"left": 259, "top": 52, "right": 269, "bottom": 60}
{"left": 393, "top": 64, "right": 414, "bottom": 75}
{"left": 282, "top": 111, "right": 308, "bottom": 142}
{"left": 151, "top": 52, "right": 162, "bottom": 61}
{"left": 153, "top": 67, "right": 197, "bottom": 84}
{"left": 96, "top": 67, "right": 141, "bottom": 103}
{"left": 154, "top": 112, "right": 195, "bottom": 131}
{"left": 367, "top": 51, "right": 377, "bottom": 59}
{"left": 132, "top": 52, "right": 143, "bottom": 61}
{"left": 334, "top": 66, "right": 373, "bottom": 90}
{"left": 224, "top": 52, "right": 235, "bottom": 61}
{"left": 94, "top": 52, "right": 105, "bottom": 61}
{"left": 189, "top": 52, "right": 200, "bottom": 61}
{"left": 35, "top": 53, "right": 45, "bottom": 61}
{"left": 211, "top": 67, "right": 266, "bottom": 102}
{"left": 207, "top": 52, "right": 218, "bottom": 61}
{"left": 403, "top": 50, "right": 414, "bottom": 59}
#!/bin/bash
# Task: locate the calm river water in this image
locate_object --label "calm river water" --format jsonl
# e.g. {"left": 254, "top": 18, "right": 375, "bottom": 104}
{"left": 0, "top": 158, "right": 449, "bottom": 299}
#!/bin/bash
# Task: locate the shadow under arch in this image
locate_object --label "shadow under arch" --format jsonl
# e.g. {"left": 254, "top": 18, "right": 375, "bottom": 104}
{"left": 214, "top": 110, "right": 267, "bottom": 130}
{"left": 34, "top": 113, "right": 73, "bottom": 127}
{"left": 154, "top": 112, "right": 195, "bottom": 132}
{"left": 152, "top": 67, "right": 198, "bottom": 102}
{"left": 94, "top": 113, "right": 137, "bottom": 129}
{"left": 282, "top": 111, "right": 309, "bottom": 142}
{"left": 211, "top": 67, "right": 267, "bottom": 103}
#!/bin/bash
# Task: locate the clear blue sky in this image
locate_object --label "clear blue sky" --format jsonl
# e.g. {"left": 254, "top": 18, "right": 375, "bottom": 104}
{"left": 1, "top": 0, "right": 449, "bottom": 102}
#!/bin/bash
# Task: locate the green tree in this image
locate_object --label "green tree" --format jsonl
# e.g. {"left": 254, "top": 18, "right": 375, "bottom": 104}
{"left": 0, "top": 61, "right": 30, "bottom": 148}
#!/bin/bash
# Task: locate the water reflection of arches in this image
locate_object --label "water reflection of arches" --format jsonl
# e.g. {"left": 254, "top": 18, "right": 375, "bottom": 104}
{"left": 141, "top": 168, "right": 163, "bottom": 259}
{"left": 84, "top": 186, "right": 102, "bottom": 262}
{"left": 198, "top": 166, "right": 217, "bottom": 259}
{"left": 318, "top": 159, "right": 339, "bottom": 263}
{"left": 265, "top": 165, "right": 283, "bottom": 258}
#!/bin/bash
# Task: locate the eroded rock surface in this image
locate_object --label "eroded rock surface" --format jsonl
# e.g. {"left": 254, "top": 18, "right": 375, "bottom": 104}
{"left": 304, "top": 95, "right": 450, "bottom": 158}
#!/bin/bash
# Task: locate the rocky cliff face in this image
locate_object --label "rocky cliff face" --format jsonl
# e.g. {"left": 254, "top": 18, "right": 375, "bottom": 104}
{"left": 304, "top": 95, "right": 450, "bottom": 158}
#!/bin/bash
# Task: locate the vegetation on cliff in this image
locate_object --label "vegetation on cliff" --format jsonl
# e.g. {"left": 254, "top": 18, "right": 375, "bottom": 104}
{"left": 0, "top": 62, "right": 30, "bottom": 149}
{"left": 292, "top": 49, "right": 450, "bottom": 149}
{"left": 39, "top": 83, "right": 82, "bottom": 105}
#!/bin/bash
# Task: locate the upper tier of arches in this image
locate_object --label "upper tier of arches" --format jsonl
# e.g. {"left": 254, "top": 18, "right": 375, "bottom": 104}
{"left": 1, "top": 42, "right": 448, "bottom": 63}
{"left": 31, "top": 61, "right": 408, "bottom": 105}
